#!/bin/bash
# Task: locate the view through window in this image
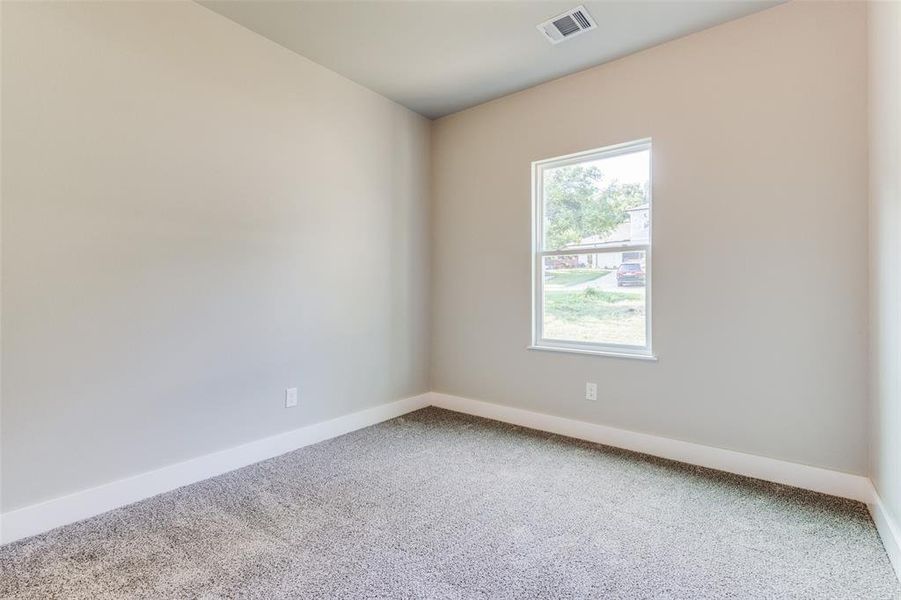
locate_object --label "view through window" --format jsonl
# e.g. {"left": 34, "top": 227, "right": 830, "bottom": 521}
{"left": 532, "top": 140, "right": 652, "bottom": 357}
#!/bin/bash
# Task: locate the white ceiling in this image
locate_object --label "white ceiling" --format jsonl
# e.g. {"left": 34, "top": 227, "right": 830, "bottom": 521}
{"left": 200, "top": 1, "right": 782, "bottom": 119}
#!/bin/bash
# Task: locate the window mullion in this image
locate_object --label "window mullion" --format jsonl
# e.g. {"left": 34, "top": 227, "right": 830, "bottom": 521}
{"left": 538, "top": 244, "right": 649, "bottom": 258}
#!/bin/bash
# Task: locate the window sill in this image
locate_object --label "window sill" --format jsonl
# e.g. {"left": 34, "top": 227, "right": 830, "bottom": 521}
{"left": 527, "top": 345, "right": 658, "bottom": 361}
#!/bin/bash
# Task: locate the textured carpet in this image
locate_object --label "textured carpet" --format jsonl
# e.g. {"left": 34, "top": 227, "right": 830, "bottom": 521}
{"left": 1, "top": 407, "right": 898, "bottom": 599}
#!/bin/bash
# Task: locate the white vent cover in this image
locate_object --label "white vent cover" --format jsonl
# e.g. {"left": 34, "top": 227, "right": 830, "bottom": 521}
{"left": 537, "top": 6, "right": 596, "bottom": 45}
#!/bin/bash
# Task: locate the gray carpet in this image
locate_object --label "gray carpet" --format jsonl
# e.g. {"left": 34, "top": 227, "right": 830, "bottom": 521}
{"left": 1, "top": 407, "right": 898, "bottom": 599}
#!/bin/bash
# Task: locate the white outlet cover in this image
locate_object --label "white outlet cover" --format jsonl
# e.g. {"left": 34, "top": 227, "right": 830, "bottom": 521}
{"left": 585, "top": 382, "right": 598, "bottom": 401}
{"left": 286, "top": 387, "right": 298, "bottom": 408}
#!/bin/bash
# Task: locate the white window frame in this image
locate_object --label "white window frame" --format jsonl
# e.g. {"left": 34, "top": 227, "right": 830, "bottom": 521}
{"left": 530, "top": 138, "right": 655, "bottom": 360}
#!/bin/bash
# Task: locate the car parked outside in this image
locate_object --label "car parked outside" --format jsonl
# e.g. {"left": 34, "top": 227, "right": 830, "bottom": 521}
{"left": 616, "top": 262, "right": 645, "bottom": 287}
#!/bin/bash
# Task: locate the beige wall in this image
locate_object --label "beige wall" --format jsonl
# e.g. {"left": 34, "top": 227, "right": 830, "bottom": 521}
{"left": 431, "top": 1, "right": 870, "bottom": 474}
{"left": 0, "top": 0, "right": 882, "bottom": 517}
{"left": 1, "top": 1, "right": 431, "bottom": 511}
{"left": 869, "top": 0, "right": 901, "bottom": 536}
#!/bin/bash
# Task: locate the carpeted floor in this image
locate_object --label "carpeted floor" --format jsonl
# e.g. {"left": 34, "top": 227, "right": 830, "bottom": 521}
{"left": 1, "top": 407, "right": 898, "bottom": 599}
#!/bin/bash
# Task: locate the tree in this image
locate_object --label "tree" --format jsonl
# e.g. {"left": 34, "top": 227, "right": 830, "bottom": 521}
{"left": 543, "top": 165, "right": 646, "bottom": 250}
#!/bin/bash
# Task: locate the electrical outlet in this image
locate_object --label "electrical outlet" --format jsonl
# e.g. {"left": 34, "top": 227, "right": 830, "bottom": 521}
{"left": 285, "top": 387, "right": 298, "bottom": 408}
{"left": 585, "top": 382, "right": 598, "bottom": 402}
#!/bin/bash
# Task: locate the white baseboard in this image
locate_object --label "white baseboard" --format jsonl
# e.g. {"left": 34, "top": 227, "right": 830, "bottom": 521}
{"left": 870, "top": 492, "right": 901, "bottom": 581}
{"left": 0, "top": 393, "right": 431, "bottom": 545}
{"left": 428, "top": 392, "right": 874, "bottom": 504}
{"left": 0, "top": 389, "right": 886, "bottom": 565}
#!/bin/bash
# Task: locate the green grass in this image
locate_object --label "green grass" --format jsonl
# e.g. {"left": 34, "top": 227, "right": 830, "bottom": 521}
{"left": 545, "top": 288, "right": 642, "bottom": 322}
{"left": 545, "top": 269, "right": 610, "bottom": 287}
{"left": 543, "top": 287, "right": 646, "bottom": 345}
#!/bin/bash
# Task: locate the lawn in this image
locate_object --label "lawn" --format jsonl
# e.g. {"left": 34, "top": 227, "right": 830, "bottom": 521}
{"left": 544, "top": 268, "right": 610, "bottom": 287}
{"left": 544, "top": 287, "right": 645, "bottom": 346}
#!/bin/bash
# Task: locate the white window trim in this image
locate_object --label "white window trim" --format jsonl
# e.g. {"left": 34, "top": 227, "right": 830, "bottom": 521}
{"left": 530, "top": 138, "right": 655, "bottom": 360}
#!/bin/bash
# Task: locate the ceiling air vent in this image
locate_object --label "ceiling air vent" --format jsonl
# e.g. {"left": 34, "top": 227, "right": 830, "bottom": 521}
{"left": 537, "top": 6, "right": 596, "bottom": 45}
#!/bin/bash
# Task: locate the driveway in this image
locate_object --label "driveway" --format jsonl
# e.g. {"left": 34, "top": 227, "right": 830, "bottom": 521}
{"left": 568, "top": 270, "right": 646, "bottom": 297}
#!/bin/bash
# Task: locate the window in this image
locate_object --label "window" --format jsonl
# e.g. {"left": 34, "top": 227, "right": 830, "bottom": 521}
{"left": 531, "top": 139, "right": 653, "bottom": 359}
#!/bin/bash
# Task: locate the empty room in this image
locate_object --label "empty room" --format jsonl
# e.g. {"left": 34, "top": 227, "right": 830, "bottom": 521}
{"left": 1, "top": 0, "right": 900, "bottom": 598}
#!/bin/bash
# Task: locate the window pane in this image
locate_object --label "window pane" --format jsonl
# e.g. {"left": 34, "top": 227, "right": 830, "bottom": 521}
{"left": 542, "top": 149, "right": 650, "bottom": 252}
{"left": 541, "top": 251, "right": 647, "bottom": 347}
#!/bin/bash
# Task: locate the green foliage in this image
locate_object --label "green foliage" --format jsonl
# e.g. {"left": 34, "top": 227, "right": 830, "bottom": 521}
{"left": 544, "top": 165, "right": 646, "bottom": 250}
